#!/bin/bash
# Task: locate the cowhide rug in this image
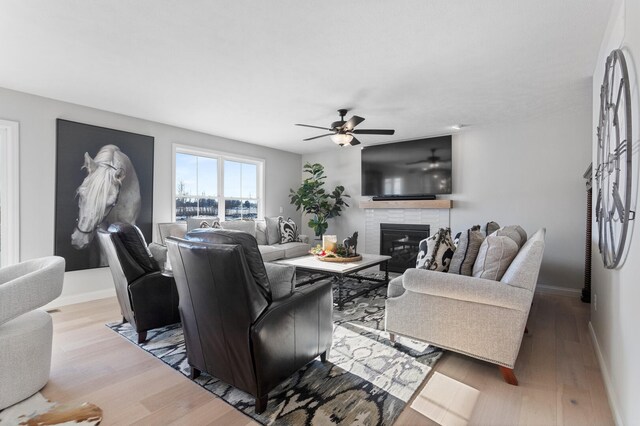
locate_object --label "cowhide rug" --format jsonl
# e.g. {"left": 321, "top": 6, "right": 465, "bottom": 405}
{"left": 0, "top": 393, "right": 102, "bottom": 426}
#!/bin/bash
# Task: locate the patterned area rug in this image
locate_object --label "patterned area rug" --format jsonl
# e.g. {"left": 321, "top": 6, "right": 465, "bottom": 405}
{"left": 107, "top": 273, "right": 442, "bottom": 425}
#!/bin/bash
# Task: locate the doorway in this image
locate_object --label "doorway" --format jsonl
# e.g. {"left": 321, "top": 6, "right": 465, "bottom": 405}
{"left": 0, "top": 119, "right": 20, "bottom": 266}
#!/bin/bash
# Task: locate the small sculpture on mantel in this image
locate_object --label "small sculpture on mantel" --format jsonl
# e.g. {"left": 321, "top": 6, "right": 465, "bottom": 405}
{"left": 343, "top": 232, "right": 359, "bottom": 257}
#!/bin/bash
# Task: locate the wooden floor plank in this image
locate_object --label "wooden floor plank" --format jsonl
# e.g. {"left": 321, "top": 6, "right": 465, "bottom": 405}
{"left": 40, "top": 292, "right": 614, "bottom": 425}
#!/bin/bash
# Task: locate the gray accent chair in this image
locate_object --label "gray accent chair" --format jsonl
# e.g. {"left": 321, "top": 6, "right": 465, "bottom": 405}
{"left": 385, "top": 228, "right": 545, "bottom": 385}
{"left": 0, "top": 256, "right": 65, "bottom": 409}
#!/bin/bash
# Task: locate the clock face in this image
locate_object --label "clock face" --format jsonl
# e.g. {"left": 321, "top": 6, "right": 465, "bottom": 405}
{"left": 595, "top": 49, "right": 634, "bottom": 269}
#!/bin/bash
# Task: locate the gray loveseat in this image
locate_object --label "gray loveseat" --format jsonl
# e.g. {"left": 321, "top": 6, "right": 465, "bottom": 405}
{"left": 385, "top": 228, "right": 545, "bottom": 385}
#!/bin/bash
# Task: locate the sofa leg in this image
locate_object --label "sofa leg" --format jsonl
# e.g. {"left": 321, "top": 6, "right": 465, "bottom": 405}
{"left": 122, "top": 316, "right": 128, "bottom": 324}
{"left": 389, "top": 333, "right": 396, "bottom": 343}
{"left": 320, "top": 351, "right": 328, "bottom": 362}
{"left": 524, "top": 326, "right": 529, "bottom": 334}
{"left": 137, "top": 331, "right": 147, "bottom": 344}
{"left": 499, "top": 366, "right": 518, "bottom": 386}
{"left": 255, "top": 394, "right": 268, "bottom": 414}
{"left": 190, "top": 367, "right": 201, "bottom": 380}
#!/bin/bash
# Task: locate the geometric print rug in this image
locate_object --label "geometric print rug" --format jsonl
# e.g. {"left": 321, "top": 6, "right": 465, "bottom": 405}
{"left": 107, "top": 273, "right": 442, "bottom": 425}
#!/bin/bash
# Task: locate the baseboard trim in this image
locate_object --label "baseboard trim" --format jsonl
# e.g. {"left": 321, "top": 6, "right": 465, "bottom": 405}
{"left": 44, "top": 288, "right": 116, "bottom": 310}
{"left": 535, "top": 284, "right": 582, "bottom": 297}
{"left": 589, "top": 322, "right": 624, "bottom": 426}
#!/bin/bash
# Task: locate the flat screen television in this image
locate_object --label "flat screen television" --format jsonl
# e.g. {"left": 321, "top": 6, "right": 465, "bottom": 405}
{"left": 361, "top": 136, "right": 452, "bottom": 196}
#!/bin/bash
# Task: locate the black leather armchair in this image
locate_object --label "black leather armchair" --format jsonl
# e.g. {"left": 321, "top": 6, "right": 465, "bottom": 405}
{"left": 166, "top": 229, "right": 333, "bottom": 414}
{"left": 98, "top": 223, "right": 180, "bottom": 343}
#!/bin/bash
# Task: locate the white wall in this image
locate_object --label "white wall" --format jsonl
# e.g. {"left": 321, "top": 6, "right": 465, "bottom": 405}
{"left": 0, "top": 87, "right": 301, "bottom": 305}
{"left": 590, "top": 0, "right": 640, "bottom": 424}
{"left": 451, "top": 106, "right": 592, "bottom": 290}
{"left": 302, "top": 103, "right": 592, "bottom": 291}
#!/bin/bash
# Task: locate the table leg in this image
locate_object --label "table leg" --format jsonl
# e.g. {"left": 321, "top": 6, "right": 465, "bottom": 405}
{"left": 337, "top": 275, "right": 344, "bottom": 311}
{"left": 384, "top": 260, "right": 389, "bottom": 283}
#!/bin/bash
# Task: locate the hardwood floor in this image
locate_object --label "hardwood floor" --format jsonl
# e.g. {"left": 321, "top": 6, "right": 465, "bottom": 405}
{"left": 43, "top": 292, "right": 614, "bottom": 425}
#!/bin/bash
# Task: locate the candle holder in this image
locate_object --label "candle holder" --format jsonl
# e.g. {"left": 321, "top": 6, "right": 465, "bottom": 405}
{"left": 322, "top": 235, "right": 337, "bottom": 253}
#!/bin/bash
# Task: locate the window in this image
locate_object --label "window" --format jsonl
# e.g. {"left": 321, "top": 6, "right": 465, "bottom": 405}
{"left": 174, "top": 146, "right": 264, "bottom": 221}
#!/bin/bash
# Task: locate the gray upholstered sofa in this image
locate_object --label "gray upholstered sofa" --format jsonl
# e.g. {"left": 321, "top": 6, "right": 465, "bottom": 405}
{"left": 385, "top": 228, "right": 545, "bottom": 385}
{"left": 149, "top": 218, "right": 310, "bottom": 266}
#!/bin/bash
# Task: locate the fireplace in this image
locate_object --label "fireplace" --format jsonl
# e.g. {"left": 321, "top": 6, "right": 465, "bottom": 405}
{"left": 380, "top": 223, "right": 430, "bottom": 273}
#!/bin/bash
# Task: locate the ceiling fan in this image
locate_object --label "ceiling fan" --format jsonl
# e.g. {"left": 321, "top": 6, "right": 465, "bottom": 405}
{"left": 406, "top": 148, "right": 451, "bottom": 168}
{"left": 295, "top": 109, "right": 395, "bottom": 146}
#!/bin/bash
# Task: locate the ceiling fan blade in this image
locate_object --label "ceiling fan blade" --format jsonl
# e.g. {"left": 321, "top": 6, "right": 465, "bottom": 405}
{"left": 344, "top": 115, "right": 365, "bottom": 130}
{"left": 349, "top": 136, "right": 362, "bottom": 146}
{"left": 296, "top": 124, "right": 332, "bottom": 131}
{"left": 352, "top": 129, "right": 395, "bottom": 135}
{"left": 303, "top": 133, "right": 334, "bottom": 141}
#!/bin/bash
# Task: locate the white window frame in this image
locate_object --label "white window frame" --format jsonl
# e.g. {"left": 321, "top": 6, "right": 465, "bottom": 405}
{"left": 172, "top": 144, "right": 265, "bottom": 221}
{"left": 0, "top": 119, "right": 20, "bottom": 266}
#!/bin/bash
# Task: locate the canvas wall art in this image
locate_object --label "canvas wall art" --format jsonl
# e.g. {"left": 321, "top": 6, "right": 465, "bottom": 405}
{"left": 55, "top": 119, "right": 154, "bottom": 271}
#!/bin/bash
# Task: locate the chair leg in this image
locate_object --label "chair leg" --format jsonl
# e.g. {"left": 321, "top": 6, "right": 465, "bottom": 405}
{"left": 189, "top": 367, "right": 201, "bottom": 380}
{"left": 524, "top": 326, "right": 529, "bottom": 334}
{"left": 137, "top": 331, "right": 147, "bottom": 344}
{"left": 122, "top": 316, "right": 128, "bottom": 324}
{"left": 255, "top": 394, "right": 268, "bottom": 414}
{"left": 499, "top": 366, "right": 518, "bottom": 386}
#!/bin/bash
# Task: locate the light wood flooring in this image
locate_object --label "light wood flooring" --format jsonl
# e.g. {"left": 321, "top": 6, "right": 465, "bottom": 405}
{"left": 43, "top": 292, "right": 614, "bottom": 425}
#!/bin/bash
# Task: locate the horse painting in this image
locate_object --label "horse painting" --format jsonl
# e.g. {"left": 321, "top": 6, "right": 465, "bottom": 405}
{"left": 71, "top": 145, "right": 141, "bottom": 260}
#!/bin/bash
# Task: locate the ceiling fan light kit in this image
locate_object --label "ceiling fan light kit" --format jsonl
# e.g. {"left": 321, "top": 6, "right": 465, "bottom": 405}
{"left": 296, "top": 109, "right": 395, "bottom": 147}
{"left": 330, "top": 133, "right": 354, "bottom": 146}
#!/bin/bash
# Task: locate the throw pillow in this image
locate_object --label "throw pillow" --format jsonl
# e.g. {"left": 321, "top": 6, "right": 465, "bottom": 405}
{"left": 416, "top": 228, "right": 456, "bottom": 272}
{"left": 265, "top": 216, "right": 281, "bottom": 245}
{"left": 472, "top": 235, "right": 519, "bottom": 281}
{"left": 186, "top": 216, "right": 220, "bottom": 232}
{"left": 255, "top": 220, "right": 268, "bottom": 245}
{"left": 485, "top": 221, "right": 500, "bottom": 236}
{"left": 505, "top": 225, "right": 527, "bottom": 248}
{"left": 453, "top": 231, "right": 462, "bottom": 247}
{"left": 415, "top": 237, "right": 432, "bottom": 269}
{"left": 449, "top": 227, "right": 485, "bottom": 276}
{"left": 278, "top": 217, "right": 299, "bottom": 243}
{"left": 492, "top": 227, "right": 522, "bottom": 247}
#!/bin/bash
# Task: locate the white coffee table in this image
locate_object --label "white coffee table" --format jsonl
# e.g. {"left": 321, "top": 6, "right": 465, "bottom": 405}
{"left": 274, "top": 253, "right": 391, "bottom": 310}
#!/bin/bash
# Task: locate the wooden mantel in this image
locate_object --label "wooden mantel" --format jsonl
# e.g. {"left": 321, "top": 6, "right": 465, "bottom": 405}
{"left": 359, "top": 199, "right": 452, "bottom": 209}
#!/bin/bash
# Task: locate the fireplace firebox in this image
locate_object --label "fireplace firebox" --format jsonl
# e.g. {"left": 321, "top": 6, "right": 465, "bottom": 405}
{"left": 380, "top": 223, "right": 430, "bottom": 273}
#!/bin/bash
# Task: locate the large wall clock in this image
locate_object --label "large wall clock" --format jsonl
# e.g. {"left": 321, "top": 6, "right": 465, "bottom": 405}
{"left": 595, "top": 49, "right": 635, "bottom": 269}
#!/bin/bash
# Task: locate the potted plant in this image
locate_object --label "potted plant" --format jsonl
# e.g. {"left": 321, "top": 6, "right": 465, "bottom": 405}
{"left": 289, "top": 162, "right": 350, "bottom": 239}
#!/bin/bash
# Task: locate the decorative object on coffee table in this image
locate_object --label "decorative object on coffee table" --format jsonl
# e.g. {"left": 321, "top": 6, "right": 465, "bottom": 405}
{"left": 343, "top": 231, "right": 359, "bottom": 256}
{"left": 310, "top": 243, "right": 361, "bottom": 262}
{"left": 595, "top": 48, "right": 635, "bottom": 269}
{"left": 289, "top": 162, "right": 350, "bottom": 239}
{"left": 322, "top": 234, "right": 337, "bottom": 252}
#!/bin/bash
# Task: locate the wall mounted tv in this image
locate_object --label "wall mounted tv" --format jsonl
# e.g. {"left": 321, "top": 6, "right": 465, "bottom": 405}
{"left": 361, "top": 135, "right": 452, "bottom": 197}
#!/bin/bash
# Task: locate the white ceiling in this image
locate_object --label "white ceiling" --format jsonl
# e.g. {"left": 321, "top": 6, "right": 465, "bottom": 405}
{"left": 0, "top": 1, "right": 612, "bottom": 154}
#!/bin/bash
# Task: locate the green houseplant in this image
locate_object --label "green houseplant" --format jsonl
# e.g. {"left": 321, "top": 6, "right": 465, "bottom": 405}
{"left": 289, "top": 162, "right": 350, "bottom": 239}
